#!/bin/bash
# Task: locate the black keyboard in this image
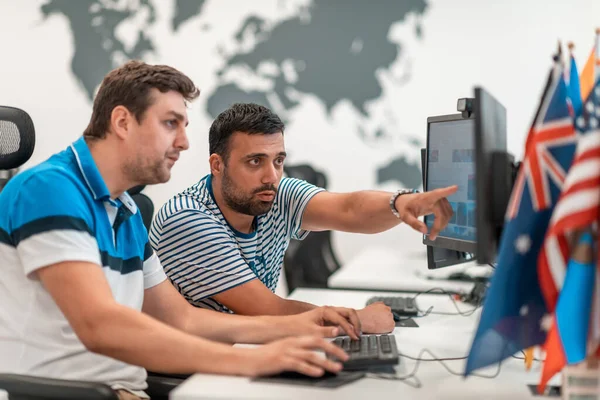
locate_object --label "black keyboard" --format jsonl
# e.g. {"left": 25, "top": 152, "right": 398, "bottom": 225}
{"left": 366, "top": 296, "right": 419, "bottom": 316}
{"left": 328, "top": 334, "right": 399, "bottom": 370}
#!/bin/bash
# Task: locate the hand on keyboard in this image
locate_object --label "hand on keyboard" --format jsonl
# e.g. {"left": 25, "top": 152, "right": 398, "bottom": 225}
{"left": 328, "top": 334, "right": 399, "bottom": 370}
{"left": 245, "top": 336, "right": 348, "bottom": 378}
{"left": 366, "top": 296, "right": 419, "bottom": 316}
{"left": 356, "top": 302, "right": 395, "bottom": 333}
{"left": 292, "top": 306, "right": 361, "bottom": 340}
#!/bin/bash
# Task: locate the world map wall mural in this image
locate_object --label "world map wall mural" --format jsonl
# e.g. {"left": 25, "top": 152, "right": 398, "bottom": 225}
{"left": 41, "top": 0, "right": 427, "bottom": 189}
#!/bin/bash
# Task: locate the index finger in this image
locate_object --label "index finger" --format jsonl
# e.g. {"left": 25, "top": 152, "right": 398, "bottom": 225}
{"left": 429, "top": 204, "right": 451, "bottom": 241}
{"left": 299, "top": 336, "right": 349, "bottom": 362}
{"left": 428, "top": 185, "right": 458, "bottom": 202}
{"left": 332, "top": 307, "right": 362, "bottom": 337}
{"left": 322, "top": 308, "right": 360, "bottom": 340}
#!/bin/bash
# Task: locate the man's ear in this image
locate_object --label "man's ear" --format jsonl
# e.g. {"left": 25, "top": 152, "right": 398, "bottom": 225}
{"left": 109, "top": 105, "right": 133, "bottom": 140}
{"left": 209, "top": 154, "right": 225, "bottom": 176}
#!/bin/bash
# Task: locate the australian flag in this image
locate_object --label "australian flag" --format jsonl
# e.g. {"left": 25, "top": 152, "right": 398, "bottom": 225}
{"left": 465, "top": 48, "right": 578, "bottom": 375}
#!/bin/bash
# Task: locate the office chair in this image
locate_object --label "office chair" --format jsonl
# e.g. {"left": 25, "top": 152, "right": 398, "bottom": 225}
{"left": 283, "top": 164, "right": 341, "bottom": 292}
{"left": 0, "top": 106, "right": 181, "bottom": 399}
{"left": 127, "top": 185, "right": 154, "bottom": 231}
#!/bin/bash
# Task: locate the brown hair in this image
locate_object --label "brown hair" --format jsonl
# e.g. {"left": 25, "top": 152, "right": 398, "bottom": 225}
{"left": 83, "top": 60, "right": 200, "bottom": 139}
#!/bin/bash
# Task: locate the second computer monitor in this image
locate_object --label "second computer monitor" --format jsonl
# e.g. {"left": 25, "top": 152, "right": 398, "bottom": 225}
{"left": 423, "top": 114, "right": 477, "bottom": 254}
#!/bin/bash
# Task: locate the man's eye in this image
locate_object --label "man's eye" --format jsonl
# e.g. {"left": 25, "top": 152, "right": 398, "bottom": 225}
{"left": 275, "top": 158, "right": 285, "bottom": 166}
{"left": 248, "top": 159, "right": 260, "bottom": 166}
{"left": 165, "top": 120, "right": 177, "bottom": 128}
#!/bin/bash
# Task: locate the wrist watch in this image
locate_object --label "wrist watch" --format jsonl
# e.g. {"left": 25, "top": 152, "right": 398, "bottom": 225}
{"left": 390, "top": 189, "right": 419, "bottom": 219}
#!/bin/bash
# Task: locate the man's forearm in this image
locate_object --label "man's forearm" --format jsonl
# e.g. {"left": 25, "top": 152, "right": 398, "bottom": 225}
{"left": 340, "top": 191, "right": 401, "bottom": 234}
{"left": 184, "top": 299, "right": 316, "bottom": 343}
{"left": 88, "top": 304, "right": 251, "bottom": 375}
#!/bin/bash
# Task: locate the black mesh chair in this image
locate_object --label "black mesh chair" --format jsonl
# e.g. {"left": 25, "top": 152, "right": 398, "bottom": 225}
{"left": 283, "top": 164, "right": 341, "bottom": 292}
{"left": 0, "top": 106, "right": 35, "bottom": 191}
{"left": 127, "top": 185, "right": 154, "bottom": 231}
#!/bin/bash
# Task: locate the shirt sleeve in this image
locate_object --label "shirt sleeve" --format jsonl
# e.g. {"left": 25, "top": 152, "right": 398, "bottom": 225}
{"left": 277, "top": 177, "right": 325, "bottom": 240}
{"left": 9, "top": 169, "right": 100, "bottom": 277}
{"left": 142, "top": 243, "right": 167, "bottom": 289}
{"left": 150, "top": 210, "right": 257, "bottom": 302}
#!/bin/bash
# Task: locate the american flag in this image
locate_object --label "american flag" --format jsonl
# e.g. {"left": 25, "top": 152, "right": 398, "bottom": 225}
{"left": 538, "top": 79, "right": 600, "bottom": 313}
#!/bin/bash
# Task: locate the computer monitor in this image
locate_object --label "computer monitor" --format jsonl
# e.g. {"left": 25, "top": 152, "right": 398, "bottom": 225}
{"left": 423, "top": 114, "right": 477, "bottom": 255}
{"left": 473, "top": 87, "right": 510, "bottom": 265}
{"left": 420, "top": 148, "right": 475, "bottom": 269}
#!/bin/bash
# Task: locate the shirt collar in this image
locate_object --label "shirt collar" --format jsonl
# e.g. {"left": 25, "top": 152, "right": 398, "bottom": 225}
{"left": 70, "top": 137, "right": 138, "bottom": 214}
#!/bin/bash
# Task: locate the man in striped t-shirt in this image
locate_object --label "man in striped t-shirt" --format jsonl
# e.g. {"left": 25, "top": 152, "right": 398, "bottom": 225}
{"left": 150, "top": 103, "right": 457, "bottom": 334}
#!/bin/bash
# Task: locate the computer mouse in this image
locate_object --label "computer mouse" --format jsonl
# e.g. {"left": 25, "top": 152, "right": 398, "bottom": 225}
{"left": 448, "top": 272, "right": 474, "bottom": 281}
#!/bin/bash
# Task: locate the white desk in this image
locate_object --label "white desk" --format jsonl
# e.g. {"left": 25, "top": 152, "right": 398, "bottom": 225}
{"left": 327, "top": 246, "right": 492, "bottom": 294}
{"left": 171, "top": 288, "right": 554, "bottom": 400}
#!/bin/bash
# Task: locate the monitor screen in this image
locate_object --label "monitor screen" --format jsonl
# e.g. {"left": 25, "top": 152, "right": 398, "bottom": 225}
{"left": 424, "top": 116, "right": 476, "bottom": 253}
{"left": 421, "top": 147, "right": 475, "bottom": 269}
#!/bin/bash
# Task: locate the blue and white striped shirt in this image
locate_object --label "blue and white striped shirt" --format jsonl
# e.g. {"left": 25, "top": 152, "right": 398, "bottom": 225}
{"left": 0, "top": 137, "right": 165, "bottom": 396}
{"left": 149, "top": 174, "right": 323, "bottom": 312}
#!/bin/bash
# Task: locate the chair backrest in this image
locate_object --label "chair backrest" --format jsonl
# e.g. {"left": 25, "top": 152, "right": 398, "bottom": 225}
{"left": 284, "top": 164, "right": 327, "bottom": 189}
{"left": 0, "top": 106, "right": 36, "bottom": 193}
{"left": 0, "top": 106, "right": 35, "bottom": 170}
{"left": 0, "top": 374, "right": 118, "bottom": 400}
{"left": 282, "top": 164, "right": 340, "bottom": 292}
{"left": 127, "top": 185, "right": 155, "bottom": 231}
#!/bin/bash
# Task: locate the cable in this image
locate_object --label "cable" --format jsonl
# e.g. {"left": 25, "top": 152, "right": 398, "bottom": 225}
{"left": 488, "top": 263, "right": 496, "bottom": 269}
{"left": 365, "top": 287, "right": 499, "bottom": 388}
{"left": 410, "top": 287, "right": 481, "bottom": 317}
{"left": 511, "top": 350, "right": 545, "bottom": 362}
{"left": 365, "top": 348, "right": 503, "bottom": 387}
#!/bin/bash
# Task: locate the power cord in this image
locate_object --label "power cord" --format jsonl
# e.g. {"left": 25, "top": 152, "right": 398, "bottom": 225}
{"left": 365, "top": 348, "right": 503, "bottom": 388}
{"left": 410, "top": 287, "right": 482, "bottom": 317}
{"left": 366, "top": 280, "right": 502, "bottom": 388}
{"left": 511, "top": 350, "right": 545, "bottom": 362}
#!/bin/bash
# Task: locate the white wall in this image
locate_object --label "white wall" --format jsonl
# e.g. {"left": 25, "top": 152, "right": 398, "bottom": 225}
{"left": 1, "top": 0, "right": 598, "bottom": 265}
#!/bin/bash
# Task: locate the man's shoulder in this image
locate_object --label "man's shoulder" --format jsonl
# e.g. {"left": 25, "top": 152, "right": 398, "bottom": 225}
{"left": 0, "top": 154, "right": 91, "bottom": 233}
{"left": 154, "top": 177, "right": 224, "bottom": 229}
{"left": 273, "top": 177, "right": 323, "bottom": 208}
{"left": 278, "top": 177, "right": 321, "bottom": 194}
{"left": 159, "top": 194, "right": 218, "bottom": 221}
{"left": 5, "top": 155, "right": 83, "bottom": 200}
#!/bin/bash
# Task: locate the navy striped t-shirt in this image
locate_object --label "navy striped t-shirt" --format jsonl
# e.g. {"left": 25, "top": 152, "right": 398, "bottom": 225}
{"left": 149, "top": 174, "right": 323, "bottom": 312}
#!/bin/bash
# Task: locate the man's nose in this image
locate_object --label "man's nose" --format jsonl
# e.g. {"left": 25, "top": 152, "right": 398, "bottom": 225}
{"left": 175, "top": 128, "right": 190, "bottom": 151}
{"left": 261, "top": 163, "right": 278, "bottom": 184}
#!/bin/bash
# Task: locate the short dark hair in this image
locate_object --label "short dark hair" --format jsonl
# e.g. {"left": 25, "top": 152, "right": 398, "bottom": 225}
{"left": 209, "top": 103, "right": 285, "bottom": 161}
{"left": 83, "top": 60, "right": 200, "bottom": 139}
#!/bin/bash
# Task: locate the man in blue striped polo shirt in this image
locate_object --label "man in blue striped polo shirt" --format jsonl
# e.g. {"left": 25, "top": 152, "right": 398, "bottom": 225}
{"left": 150, "top": 103, "right": 457, "bottom": 334}
{"left": 0, "top": 62, "right": 364, "bottom": 399}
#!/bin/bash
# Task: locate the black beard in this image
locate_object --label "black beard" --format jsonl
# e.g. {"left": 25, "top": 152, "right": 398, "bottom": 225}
{"left": 221, "top": 171, "right": 276, "bottom": 216}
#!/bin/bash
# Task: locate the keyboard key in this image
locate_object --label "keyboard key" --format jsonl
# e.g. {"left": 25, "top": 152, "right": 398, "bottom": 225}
{"left": 380, "top": 335, "right": 392, "bottom": 353}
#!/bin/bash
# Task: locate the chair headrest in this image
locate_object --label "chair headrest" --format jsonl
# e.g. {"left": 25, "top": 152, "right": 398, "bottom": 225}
{"left": 0, "top": 106, "right": 35, "bottom": 170}
{"left": 284, "top": 164, "right": 328, "bottom": 189}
